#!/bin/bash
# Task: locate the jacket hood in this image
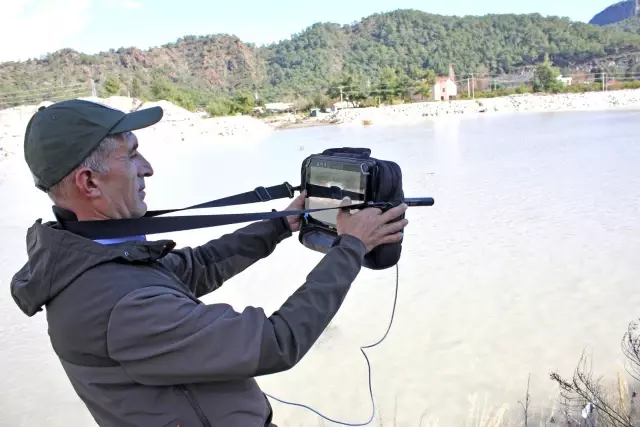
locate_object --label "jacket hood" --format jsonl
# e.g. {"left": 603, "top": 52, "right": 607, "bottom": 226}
{"left": 10, "top": 213, "right": 176, "bottom": 317}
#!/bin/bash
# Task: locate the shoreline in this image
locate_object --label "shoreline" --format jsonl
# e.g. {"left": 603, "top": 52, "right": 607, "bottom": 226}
{"left": 1, "top": 90, "right": 640, "bottom": 161}
{"left": 259, "top": 89, "right": 640, "bottom": 131}
{"left": 318, "top": 89, "right": 640, "bottom": 128}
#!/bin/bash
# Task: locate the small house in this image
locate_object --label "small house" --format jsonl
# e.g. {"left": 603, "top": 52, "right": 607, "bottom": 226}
{"left": 264, "top": 102, "right": 294, "bottom": 113}
{"left": 433, "top": 64, "right": 458, "bottom": 101}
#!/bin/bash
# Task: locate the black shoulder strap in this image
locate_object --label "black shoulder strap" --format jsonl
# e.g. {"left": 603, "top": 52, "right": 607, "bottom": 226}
{"left": 57, "top": 181, "right": 385, "bottom": 240}
{"left": 144, "top": 182, "right": 299, "bottom": 217}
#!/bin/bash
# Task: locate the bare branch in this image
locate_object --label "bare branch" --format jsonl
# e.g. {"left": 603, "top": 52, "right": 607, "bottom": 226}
{"left": 550, "top": 341, "right": 638, "bottom": 427}
{"left": 518, "top": 374, "right": 531, "bottom": 427}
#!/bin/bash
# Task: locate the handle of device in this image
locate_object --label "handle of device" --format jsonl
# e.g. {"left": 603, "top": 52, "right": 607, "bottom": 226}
{"left": 403, "top": 197, "right": 435, "bottom": 207}
{"left": 365, "top": 198, "right": 435, "bottom": 211}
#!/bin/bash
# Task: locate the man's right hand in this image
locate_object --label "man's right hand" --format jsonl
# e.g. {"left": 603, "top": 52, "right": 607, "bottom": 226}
{"left": 336, "top": 199, "right": 409, "bottom": 253}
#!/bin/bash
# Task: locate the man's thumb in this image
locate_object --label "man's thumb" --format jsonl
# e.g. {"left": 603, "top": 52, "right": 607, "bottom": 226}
{"left": 336, "top": 197, "right": 352, "bottom": 218}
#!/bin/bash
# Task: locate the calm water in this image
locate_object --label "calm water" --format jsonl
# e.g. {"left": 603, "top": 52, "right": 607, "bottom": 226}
{"left": 1, "top": 110, "right": 640, "bottom": 427}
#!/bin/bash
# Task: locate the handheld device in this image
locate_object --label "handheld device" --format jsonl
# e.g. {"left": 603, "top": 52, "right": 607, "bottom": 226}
{"left": 298, "top": 147, "right": 433, "bottom": 270}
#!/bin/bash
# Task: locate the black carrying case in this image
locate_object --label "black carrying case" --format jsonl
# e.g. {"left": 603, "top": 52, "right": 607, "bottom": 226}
{"left": 298, "top": 147, "right": 405, "bottom": 270}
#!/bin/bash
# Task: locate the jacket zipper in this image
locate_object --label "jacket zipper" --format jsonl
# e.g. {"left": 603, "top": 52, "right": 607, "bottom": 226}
{"left": 178, "top": 385, "right": 213, "bottom": 427}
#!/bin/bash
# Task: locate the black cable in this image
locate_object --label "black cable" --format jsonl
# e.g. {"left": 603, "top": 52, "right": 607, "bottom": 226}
{"left": 264, "top": 263, "right": 400, "bottom": 426}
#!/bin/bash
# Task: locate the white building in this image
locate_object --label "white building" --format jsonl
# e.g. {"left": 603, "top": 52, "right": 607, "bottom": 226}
{"left": 433, "top": 64, "right": 458, "bottom": 101}
{"left": 433, "top": 77, "right": 458, "bottom": 101}
{"left": 264, "top": 102, "right": 294, "bottom": 113}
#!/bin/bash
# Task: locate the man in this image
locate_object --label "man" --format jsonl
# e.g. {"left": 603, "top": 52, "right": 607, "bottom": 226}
{"left": 10, "top": 99, "right": 408, "bottom": 427}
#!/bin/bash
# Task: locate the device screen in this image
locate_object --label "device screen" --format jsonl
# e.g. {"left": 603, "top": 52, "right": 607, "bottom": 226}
{"left": 305, "top": 162, "right": 366, "bottom": 228}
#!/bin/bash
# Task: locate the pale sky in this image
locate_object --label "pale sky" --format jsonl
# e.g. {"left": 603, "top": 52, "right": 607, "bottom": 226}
{"left": 0, "top": 0, "right": 618, "bottom": 63}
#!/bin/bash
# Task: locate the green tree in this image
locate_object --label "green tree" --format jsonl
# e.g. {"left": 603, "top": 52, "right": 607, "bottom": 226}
{"left": 149, "top": 76, "right": 196, "bottom": 111}
{"left": 150, "top": 76, "right": 177, "bottom": 100}
{"left": 395, "top": 69, "right": 411, "bottom": 100}
{"left": 205, "top": 99, "right": 232, "bottom": 117}
{"left": 532, "top": 54, "right": 564, "bottom": 93}
{"left": 416, "top": 69, "right": 436, "bottom": 99}
{"left": 230, "top": 91, "right": 255, "bottom": 114}
{"left": 312, "top": 93, "right": 331, "bottom": 109}
{"left": 326, "top": 72, "right": 370, "bottom": 105}
{"left": 172, "top": 91, "right": 196, "bottom": 111}
{"left": 376, "top": 67, "right": 398, "bottom": 102}
{"left": 103, "top": 76, "right": 121, "bottom": 96}
{"left": 131, "top": 77, "right": 143, "bottom": 98}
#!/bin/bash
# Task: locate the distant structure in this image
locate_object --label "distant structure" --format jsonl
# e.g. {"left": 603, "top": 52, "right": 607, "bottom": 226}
{"left": 263, "top": 102, "right": 294, "bottom": 113}
{"left": 433, "top": 64, "right": 458, "bottom": 101}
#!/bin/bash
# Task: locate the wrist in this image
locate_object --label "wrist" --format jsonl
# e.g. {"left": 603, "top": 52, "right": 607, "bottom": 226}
{"left": 286, "top": 216, "right": 295, "bottom": 230}
{"left": 332, "top": 234, "right": 367, "bottom": 257}
{"left": 271, "top": 209, "right": 292, "bottom": 236}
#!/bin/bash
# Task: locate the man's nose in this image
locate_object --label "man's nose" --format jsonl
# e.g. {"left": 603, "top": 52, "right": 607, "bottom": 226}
{"left": 139, "top": 155, "right": 154, "bottom": 177}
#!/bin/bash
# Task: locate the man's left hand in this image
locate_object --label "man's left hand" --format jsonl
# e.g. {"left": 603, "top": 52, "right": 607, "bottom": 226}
{"left": 284, "top": 191, "right": 306, "bottom": 232}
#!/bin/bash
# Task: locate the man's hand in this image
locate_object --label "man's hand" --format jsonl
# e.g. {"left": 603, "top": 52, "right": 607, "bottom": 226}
{"left": 284, "top": 191, "right": 306, "bottom": 232}
{"left": 336, "top": 200, "right": 408, "bottom": 253}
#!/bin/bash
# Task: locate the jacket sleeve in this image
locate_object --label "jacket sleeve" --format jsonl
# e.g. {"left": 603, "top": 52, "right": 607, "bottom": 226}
{"left": 106, "top": 234, "right": 366, "bottom": 386}
{"left": 158, "top": 217, "right": 292, "bottom": 298}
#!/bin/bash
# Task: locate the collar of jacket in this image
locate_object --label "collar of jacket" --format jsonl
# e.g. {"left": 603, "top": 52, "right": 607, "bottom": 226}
{"left": 50, "top": 205, "right": 177, "bottom": 263}
{"left": 9, "top": 207, "right": 178, "bottom": 317}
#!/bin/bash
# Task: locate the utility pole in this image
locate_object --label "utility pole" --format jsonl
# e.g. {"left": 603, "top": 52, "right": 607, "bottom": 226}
{"left": 471, "top": 73, "right": 475, "bottom": 99}
{"left": 339, "top": 86, "right": 344, "bottom": 103}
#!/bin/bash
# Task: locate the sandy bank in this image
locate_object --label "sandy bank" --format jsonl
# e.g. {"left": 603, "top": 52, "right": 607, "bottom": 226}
{"left": 0, "top": 96, "right": 273, "bottom": 161}
{"left": 2, "top": 90, "right": 639, "bottom": 161}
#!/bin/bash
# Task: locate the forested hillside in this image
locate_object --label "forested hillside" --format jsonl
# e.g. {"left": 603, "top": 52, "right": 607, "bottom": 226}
{"left": 1, "top": 9, "right": 640, "bottom": 111}
{"left": 607, "top": 16, "right": 640, "bottom": 33}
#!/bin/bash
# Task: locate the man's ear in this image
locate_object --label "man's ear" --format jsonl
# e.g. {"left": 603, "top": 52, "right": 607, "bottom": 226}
{"left": 74, "top": 168, "right": 102, "bottom": 199}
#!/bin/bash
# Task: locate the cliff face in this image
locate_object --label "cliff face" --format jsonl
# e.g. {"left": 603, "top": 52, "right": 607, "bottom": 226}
{"left": 589, "top": 1, "right": 637, "bottom": 26}
{"left": 0, "top": 35, "right": 265, "bottom": 92}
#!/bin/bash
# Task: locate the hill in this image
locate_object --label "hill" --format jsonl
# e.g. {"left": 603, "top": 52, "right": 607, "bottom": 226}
{"left": 589, "top": 0, "right": 637, "bottom": 26}
{"left": 2, "top": 9, "right": 640, "bottom": 111}
{"left": 607, "top": 16, "right": 640, "bottom": 33}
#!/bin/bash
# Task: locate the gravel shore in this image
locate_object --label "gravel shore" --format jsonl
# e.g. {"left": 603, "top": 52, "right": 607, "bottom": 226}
{"left": 325, "top": 89, "right": 640, "bottom": 126}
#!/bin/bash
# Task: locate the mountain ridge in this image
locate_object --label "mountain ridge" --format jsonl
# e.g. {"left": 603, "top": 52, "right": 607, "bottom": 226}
{"left": 589, "top": 0, "right": 637, "bottom": 26}
{"left": 1, "top": 9, "right": 640, "bottom": 108}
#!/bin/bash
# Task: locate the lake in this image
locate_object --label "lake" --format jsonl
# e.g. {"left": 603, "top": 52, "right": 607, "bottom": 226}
{"left": 1, "top": 109, "right": 640, "bottom": 427}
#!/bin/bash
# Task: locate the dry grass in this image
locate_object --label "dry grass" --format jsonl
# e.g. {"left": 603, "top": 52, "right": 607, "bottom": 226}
{"left": 465, "top": 393, "right": 510, "bottom": 427}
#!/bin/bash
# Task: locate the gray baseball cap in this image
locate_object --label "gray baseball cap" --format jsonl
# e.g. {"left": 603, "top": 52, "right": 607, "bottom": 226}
{"left": 24, "top": 99, "right": 163, "bottom": 192}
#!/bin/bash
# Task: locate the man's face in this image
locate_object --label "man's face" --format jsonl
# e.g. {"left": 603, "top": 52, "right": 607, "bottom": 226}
{"left": 93, "top": 131, "right": 153, "bottom": 219}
